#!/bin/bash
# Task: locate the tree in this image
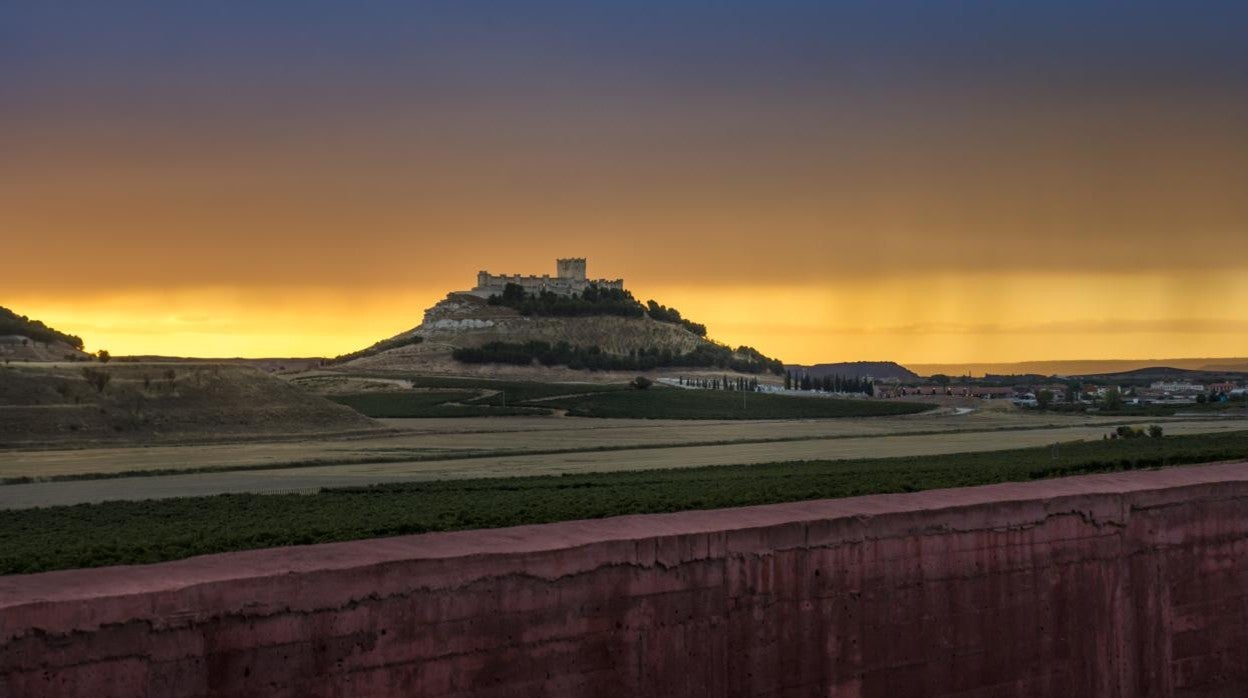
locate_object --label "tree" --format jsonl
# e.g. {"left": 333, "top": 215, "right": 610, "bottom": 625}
{"left": 1148, "top": 424, "right": 1164, "bottom": 438}
{"left": 1101, "top": 387, "right": 1124, "bottom": 410}
{"left": 1036, "top": 390, "right": 1054, "bottom": 409}
{"left": 500, "top": 282, "right": 527, "bottom": 304}
{"left": 630, "top": 376, "right": 653, "bottom": 390}
{"left": 97, "top": 349, "right": 111, "bottom": 363}
{"left": 930, "top": 374, "right": 951, "bottom": 386}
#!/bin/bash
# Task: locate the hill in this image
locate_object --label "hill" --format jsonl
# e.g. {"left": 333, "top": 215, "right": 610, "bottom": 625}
{"left": 0, "top": 362, "right": 382, "bottom": 447}
{"left": 1071, "top": 366, "right": 1248, "bottom": 383}
{"left": 786, "top": 361, "right": 919, "bottom": 381}
{"left": 909, "top": 357, "right": 1248, "bottom": 378}
{"left": 1202, "top": 362, "right": 1248, "bottom": 373}
{"left": 0, "top": 306, "right": 90, "bottom": 362}
{"left": 340, "top": 288, "right": 784, "bottom": 378}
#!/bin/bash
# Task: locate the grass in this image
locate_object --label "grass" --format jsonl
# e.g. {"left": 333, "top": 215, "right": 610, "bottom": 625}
{"left": 327, "top": 392, "right": 545, "bottom": 418}
{"left": 1, "top": 419, "right": 1177, "bottom": 485}
{"left": 533, "top": 387, "right": 934, "bottom": 419}
{"left": 2, "top": 430, "right": 1245, "bottom": 575}
{"left": 357, "top": 373, "right": 630, "bottom": 397}
{"left": 1094, "top": 402, "right": 1248, "bottom": 417}
{"left": 322, "top": 374, "right": 927, "bottom": 420}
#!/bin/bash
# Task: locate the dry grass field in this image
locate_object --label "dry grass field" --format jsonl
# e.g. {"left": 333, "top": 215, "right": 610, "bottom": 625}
{"left": 0, "top": 409, "right": 1170, "bottom": 480}
{"left": 2, "top": 407, "right": 1244, "bottom": 509}
{"left": 0, "top": 362, "right": 382, "bottom": 446}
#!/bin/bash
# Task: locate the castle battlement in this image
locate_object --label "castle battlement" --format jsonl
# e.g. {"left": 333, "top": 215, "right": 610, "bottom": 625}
{"left": 466, "top": 258, "right": 623, "bottom": 298}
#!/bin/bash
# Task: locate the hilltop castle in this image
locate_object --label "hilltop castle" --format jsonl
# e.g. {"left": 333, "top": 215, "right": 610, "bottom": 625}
{"left": 466, "top": 258, "right": 624, "bottom": 298}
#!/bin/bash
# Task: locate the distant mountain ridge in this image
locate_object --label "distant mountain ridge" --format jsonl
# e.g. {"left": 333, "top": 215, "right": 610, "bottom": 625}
{"left": 1071, "top": 366, "right": 1248, "bottom": 381}
{"left": 909, "top": 358, "right": 1248, "bottom": 379}
{"left": 785, "top": 361, "right": 919, "bottom": 381}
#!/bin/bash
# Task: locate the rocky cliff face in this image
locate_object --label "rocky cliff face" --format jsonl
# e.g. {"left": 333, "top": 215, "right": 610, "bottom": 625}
{"left": 7, "top": 463, "right": 1248, "bottom": 696}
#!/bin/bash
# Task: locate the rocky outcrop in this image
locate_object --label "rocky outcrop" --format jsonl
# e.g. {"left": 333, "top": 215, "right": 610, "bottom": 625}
{"left": 345, "top": 293, "right": 709, "bottom": 370}
{"left": 4, "top": 462, "right": 1248, "bottom": 696}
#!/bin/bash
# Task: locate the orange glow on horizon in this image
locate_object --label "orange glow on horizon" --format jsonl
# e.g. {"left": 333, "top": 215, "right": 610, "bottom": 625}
{"left": 9, "top": 270, "right": 1248, "bottom": 366}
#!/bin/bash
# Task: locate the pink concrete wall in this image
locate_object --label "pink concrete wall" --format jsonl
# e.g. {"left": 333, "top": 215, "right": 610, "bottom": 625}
{"left": 3, "top": 462, "right": 1248, "bottom": 697}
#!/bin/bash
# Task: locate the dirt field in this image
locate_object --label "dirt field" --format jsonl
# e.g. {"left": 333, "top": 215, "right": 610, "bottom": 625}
{"left": 0, "top": 409, "right": 1180, "bottom": 480}
{"left": 1, "top": 409, "right": 1244, "bottom": 509}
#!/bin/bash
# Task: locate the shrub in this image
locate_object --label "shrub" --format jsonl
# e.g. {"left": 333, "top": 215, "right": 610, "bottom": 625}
{"left": 631, "top": 376, "right": 653, "bottom": 390}
{"left": 80, "top": 368, "right": 111, "bottom": 393}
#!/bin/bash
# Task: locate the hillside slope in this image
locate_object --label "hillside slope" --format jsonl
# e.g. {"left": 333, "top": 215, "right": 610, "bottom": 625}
{"left": 343, "top": 292, "right": 764, "bottom": 377}
{"left": 0, "top": 363, "right": 382, "bottom": 447}
{"left": 0, "top": 306, "right": 91, "bottom": 362}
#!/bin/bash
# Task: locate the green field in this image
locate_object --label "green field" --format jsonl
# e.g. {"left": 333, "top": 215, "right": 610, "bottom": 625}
{"left": 374, "top": 374, "right": 629, "bottom": 399}
{"left": 324, "top": 375, "right": 931, "bottom": 420}
{"left": 533, "top": 388, "right": 934, "bottom": 419}
{"left": 328, "top": 392, "right": 545, "bottom": 418}
{"left": 2, "top": 430, "right": 1245, "bottom": 574}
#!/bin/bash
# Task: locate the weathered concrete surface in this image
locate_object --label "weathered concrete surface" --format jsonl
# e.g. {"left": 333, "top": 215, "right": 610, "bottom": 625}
{"left": 3, "top": 462, "right": 1248, "bottom": 697}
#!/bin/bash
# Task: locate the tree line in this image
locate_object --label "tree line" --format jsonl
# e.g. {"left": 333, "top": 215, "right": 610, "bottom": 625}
{"left": 677, "top": 375, "right": 761, "bottom": 391}
{"left": 785, "top": 371, "right": 875, "bottom": 395}
{"left": 487, "top": 283, "right": 645, "bottom": 318}
{"left": 644, "top": 300, "right": 707, "bottom": 337}
{"left": 0, "top": 306, "right": 84, "bottom": 349}
{"left": 453, "top": 340, "right": 784, "bottom": 374}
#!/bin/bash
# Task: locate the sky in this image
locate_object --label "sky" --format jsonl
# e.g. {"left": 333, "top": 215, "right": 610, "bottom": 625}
{"left": 3, "top": 1, "right": 1246, "bottom": 364}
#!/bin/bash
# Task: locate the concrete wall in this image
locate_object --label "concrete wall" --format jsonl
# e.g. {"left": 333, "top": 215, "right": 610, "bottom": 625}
{"left": 3, "top": 463, "right": 1248, "bottom": 697}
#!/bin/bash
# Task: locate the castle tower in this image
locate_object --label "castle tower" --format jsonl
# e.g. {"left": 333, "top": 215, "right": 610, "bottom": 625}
{"left": 556, "top": 258, "right": 587, "bottom": 281}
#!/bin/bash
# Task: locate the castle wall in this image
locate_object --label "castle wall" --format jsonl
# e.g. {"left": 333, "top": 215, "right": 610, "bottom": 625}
{"left": 7, "top": 463, "right": 1247, "bottom": 697}
{"left": 467, "top": 258, "right": 622, "bottom": 297}
{"left": 470, "top": 273, "right": 624, "bottom": 298}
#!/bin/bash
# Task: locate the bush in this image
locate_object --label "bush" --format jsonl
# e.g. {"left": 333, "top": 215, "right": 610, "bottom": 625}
{"left": 1148, "top": 425, "right": 1164, "bottom": 438}
{"left": 80, "top": 368, "right": 111, "bottom": 393}
{"left": 631, "top": 376, "right": 653, "bottom": 390}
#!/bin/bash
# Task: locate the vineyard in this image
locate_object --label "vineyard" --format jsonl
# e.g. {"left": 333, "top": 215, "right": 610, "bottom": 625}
{"left": 531, "top": 388, "right": 934, "bottom": 419}
{"left": 2, "top": 430, "right": 1246, "bottom": 574}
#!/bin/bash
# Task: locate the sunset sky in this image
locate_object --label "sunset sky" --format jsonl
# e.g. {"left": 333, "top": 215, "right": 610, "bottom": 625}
{"left": 3, "top": 2, "right": 1246, "bottom": 365}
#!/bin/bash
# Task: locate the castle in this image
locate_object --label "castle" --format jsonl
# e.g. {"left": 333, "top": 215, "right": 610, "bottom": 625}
{"left": 466, "top": 258, "right": 624, "bottom": 298}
